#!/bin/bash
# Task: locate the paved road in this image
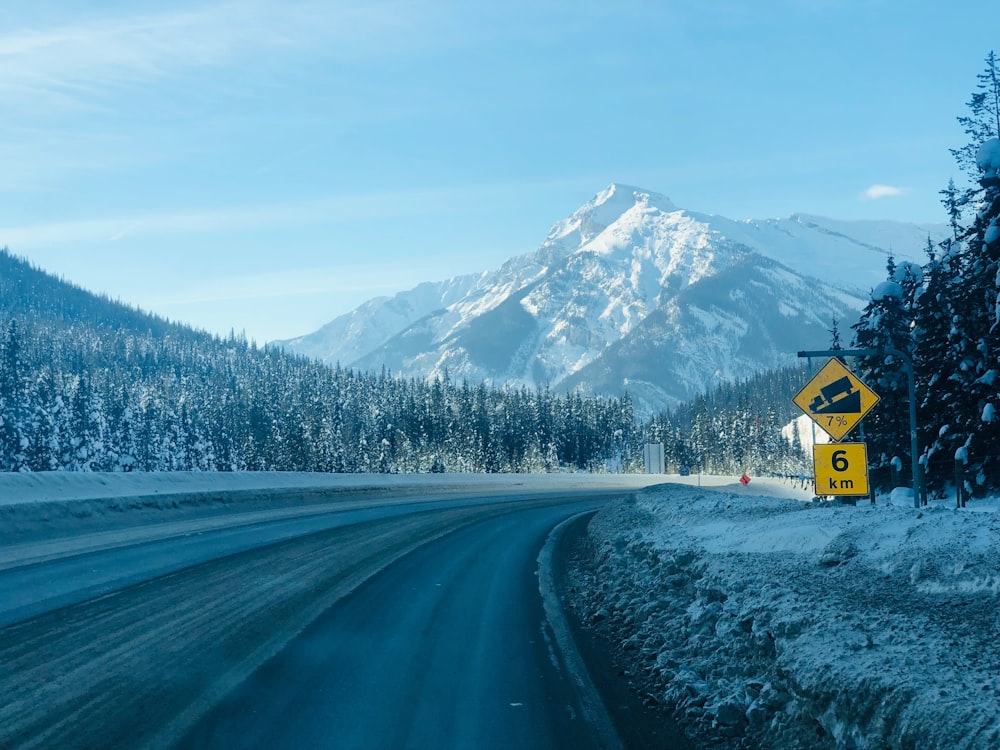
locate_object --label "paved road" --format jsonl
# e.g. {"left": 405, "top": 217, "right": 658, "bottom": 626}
{"left": 184, "top": 502, "right": 613, "bottom": 749}
{"left": 0, "top": 485, "right": 643, "bottom": 749}
{"left": 0, "top": 491, "right": 585, "bottom": 628}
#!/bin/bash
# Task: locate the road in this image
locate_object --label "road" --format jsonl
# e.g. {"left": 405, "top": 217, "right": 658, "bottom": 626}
{"left": 0, "top": 481, "right": 672, "bottom": 749}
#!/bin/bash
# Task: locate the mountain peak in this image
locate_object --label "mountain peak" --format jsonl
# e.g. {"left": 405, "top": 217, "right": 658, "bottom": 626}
{"left": 593, "top": 183, "right": 675, "bottom": 209}
{"left": 545, "top": 183, "right": 676, "bottom": 247}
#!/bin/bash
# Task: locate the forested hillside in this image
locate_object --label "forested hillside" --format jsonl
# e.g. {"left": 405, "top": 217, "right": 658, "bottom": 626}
{"left": 0, "top": 250, "right": 641, "bottom": 474}
{"left": 646, "top": 366, "right": 811, "bottom": 477}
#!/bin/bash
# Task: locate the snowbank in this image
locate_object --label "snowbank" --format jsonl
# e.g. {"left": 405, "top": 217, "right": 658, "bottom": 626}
{"left": 571, "top": 482, "right": 1000, "bottom": 749}
{"left": 0, "top": 470, "right": 668, "bottom": 506}
{"left": 0, "top": 470, "right": 483, "bottom": 506}
{"left": 0, "top": 470, "right": 665, "bottom": 541}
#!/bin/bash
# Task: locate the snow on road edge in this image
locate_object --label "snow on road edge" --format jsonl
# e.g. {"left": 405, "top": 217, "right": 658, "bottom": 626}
{"left": 538, "top": 512, "right": 625, "bottom": 750}
{"left": 570, "top": 482, "right": 1000, "bottom": 749}
{"left": 0, "top": 470, "right": 667, "bottom": 542}
{"left": 0, "top": 470, "right": 668, "bottom": 506}
{"left": 3, "top": 471, "right": 794, "bottom": 510}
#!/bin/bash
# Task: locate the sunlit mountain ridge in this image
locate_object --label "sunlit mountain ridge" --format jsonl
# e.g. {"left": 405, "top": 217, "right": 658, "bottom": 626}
{"left": 277, "top": 184, "right": 949, "bottom": 413}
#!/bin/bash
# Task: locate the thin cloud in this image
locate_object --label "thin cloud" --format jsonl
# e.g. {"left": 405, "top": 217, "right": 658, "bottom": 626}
{"left": 0, "top": 2, "right": 458, "bottom": 190}
{"left": 862, "top": 184, "right": 909, "bottom": 200}
{"left": 0, "top": 192, "right": 438, "bottom": 247}
{"left": 0, "top": 2, "right": 434, "bottom": 110}
{"left": 0, "top": 177, "right": 587, "bottom": 249}
{"left": 148, "top": 266, "right": 411, "bottom": 306}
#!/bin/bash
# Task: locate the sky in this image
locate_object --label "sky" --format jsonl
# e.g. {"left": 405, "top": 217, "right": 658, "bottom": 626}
{"left": 1, "top": 1, "right": 997, "bottom": 344}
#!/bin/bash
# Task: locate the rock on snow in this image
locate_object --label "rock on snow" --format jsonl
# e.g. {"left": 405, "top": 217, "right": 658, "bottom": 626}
{"left": 571, "top": 481, "right": 1000, "bottom": 749}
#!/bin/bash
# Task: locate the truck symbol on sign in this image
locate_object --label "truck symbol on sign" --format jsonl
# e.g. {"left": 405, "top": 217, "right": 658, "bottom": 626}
{"left": 808, "top": 376, "right": 862, "bottom": 415}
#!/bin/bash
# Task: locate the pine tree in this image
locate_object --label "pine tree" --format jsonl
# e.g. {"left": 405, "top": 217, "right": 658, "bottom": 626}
{"left": 951, "top": 51, "right": 1000, "bottom": 193}
{"left": 936, "top": 51, "right": 1000, "bottom": 493}
{"left": 851, "top": 256, "right": 921, "bottom": 488}
{"left": 940, "top": 180, "right": 964, "bottom": 240}
{"left": 828, "top": 316, "right": 843, "bottom": 350}
{"left": 0, "top": 322, "right": 26, "bottom": 470}
{"left": 914, "top": 237, "right": 963, "bottom": 491}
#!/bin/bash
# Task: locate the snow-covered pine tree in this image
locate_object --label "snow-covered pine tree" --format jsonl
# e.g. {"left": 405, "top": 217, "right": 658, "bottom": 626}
{"left": 954, "top": 138, "right": 1000, "bottom": 489}
{"left": 937, "top": 51, "right": 1000, "bottom": 492}
{"left": 851, "top": 256, "right": 921, "bottom": 488}
{"left": 950, "top": 51, "right": 1000, "bottom": 207}
{"left": 827, "top": 316, "right": 843, "bottom": 350}
{"left": 0, "top": 321, "right": 26, "bottom": 471}
{"left": 914, "top": 237, "right": 964, "bottom": 491}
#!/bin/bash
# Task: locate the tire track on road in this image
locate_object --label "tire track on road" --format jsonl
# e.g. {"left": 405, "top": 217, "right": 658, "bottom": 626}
{"left": 0, "top": 501, "right": 537, "bottom": 750}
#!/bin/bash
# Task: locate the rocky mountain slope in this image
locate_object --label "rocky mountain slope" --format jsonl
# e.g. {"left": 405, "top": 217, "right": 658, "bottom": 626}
{"left": 276, "top": 185, "right": 947, "bottom": 412}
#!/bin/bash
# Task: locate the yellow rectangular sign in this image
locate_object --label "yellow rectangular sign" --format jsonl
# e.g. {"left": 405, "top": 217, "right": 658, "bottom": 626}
{"left": 814, "top": 442, "right": 870, "bottom": 496}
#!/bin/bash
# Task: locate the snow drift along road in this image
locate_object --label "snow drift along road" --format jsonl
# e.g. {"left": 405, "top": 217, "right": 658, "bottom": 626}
{"left": 570, "top": 481, "right": 1000, "bottom": 749}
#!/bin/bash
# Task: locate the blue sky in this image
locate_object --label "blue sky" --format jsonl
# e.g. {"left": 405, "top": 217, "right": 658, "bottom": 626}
{"left": 1, "top": 0, "right": 997, "bottom": 343}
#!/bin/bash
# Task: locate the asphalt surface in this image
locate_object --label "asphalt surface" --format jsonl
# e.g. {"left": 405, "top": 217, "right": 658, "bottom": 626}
{"left": 0, "top": 491, "right": 576, "bottom": 629}
{"left": 183, "top": 503, "right": 611, "bottom": 749}
{"left": 0, "top": 485, "right": 660, "bottom": 749}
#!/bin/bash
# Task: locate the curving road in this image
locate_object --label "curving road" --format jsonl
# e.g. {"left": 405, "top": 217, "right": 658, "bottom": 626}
{"left": 0, "top": 482, "right": 672, "bottom": 749}
{"left": 184, "top": 502, "right": 613, "bottom": 750}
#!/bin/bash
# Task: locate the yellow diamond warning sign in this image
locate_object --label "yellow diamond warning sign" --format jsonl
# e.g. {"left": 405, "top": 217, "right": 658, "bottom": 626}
{"left": 793, "top": 358, "right": 880, "bottom": 441}
{"left": 814, "top": 443, "right": 870, "bottom": 496}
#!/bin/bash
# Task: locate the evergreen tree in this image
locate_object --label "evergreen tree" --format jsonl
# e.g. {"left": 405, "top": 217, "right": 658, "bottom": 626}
{"left": 0, "top": 321, "right": 26, "bottom": 471}
{"left": 951, "top": 51, "right": 1000, "bottom": 195}
{"left": 851, "top": 256, "right": 921, "bottom": 488}
{"left": 950, "top": 137, "right": 1000, "bottom": 491}
{"left": 914, "top": 237, "right": 963, "bottom": 491}
{"left": 929, "top": 51, "right": 1000, "bottom": 493}
{"left": 828, "top": 316, "right": 843, "bottom": 350}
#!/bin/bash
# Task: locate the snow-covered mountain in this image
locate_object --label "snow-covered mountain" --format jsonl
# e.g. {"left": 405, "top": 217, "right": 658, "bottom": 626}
{"left": 276, "top": 185, "right": 948, "bottom": 412}
{"left": 278, "top": 275, "right": 484, "bottom": 366}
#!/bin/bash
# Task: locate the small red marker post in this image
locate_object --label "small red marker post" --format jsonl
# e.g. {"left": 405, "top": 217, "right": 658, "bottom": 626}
{"left": 739, "top": 473, "right": 751, "bottom": 486}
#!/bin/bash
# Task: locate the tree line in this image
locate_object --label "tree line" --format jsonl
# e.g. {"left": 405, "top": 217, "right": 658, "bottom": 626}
{"left": 646, "top": 366, "right": 811, "bottom": 478}
{"left": 0, "top": 256, "right": 641, "bottom": 474}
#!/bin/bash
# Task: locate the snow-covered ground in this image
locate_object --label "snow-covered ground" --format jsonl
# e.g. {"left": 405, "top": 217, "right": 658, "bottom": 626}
{"left": 570, "top": 477, "right": 1000, "bottom": 749}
